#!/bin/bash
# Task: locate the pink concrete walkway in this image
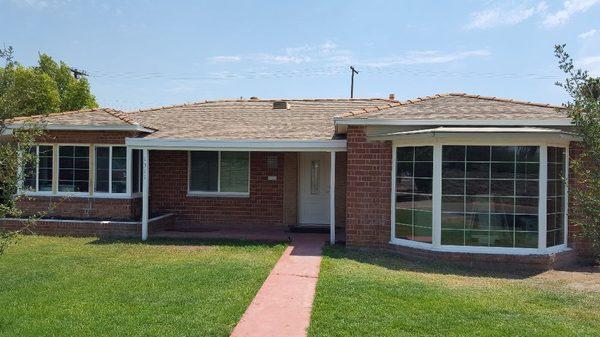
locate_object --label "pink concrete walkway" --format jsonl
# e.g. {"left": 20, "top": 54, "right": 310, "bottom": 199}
{"left": 230, "top": 234, "right": 327, "bottom": 337}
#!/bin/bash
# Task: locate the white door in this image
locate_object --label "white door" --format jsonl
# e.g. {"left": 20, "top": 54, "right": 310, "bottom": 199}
{"left": 298, "top": 152, "right": 330, "bottom": 225}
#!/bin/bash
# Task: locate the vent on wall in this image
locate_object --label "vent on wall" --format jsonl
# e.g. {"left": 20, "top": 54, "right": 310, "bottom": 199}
{"left": 273, "top": 101, "right": 291, "bottom": 109}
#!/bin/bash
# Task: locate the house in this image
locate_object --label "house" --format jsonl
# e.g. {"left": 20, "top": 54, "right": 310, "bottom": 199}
{"left": 1, "top": 93, "right": 583, "bottom": 268}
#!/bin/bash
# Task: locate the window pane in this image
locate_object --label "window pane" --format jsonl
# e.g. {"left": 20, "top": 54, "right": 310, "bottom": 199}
{"left": 111, "top": 147, "right": 127, "bottom": 193}
{"left": 95, "top": 147, "right": 109, "bottom": 193}
{"left": 547, "top": 147, "right": 566, "bottom": 247}
{"left": 59, "top": 146, "right": 89, "bottom": 192}
{"left": 38, "top": 146, "right": 53, "bottom": 191}
{"left": 395, "top": 147, "right": 433, "bottom": 243}
{"left": 441, "top": 145, "right": 539, "bottom": 248}
{"left": 23, "top": 147, "right": 37, "bottom": 191}
{"left": 132, "top": 150, "right": 141, "bottom": 193}
{"left": 220, "top": 152, "right": 249, "bottom": 193}
{"left": 190, "top": 151, "right": 218, "bottom": 191}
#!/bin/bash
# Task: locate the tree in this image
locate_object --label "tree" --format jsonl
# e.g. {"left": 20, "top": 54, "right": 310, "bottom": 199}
{"left": 0, "top": 50, "right": 97, "bottom": 117}
{"left": 0, "top": 46, "right": 43, "bottom": 254}
{"left": 555, "top": 44, "right": 600, "bottom": 262}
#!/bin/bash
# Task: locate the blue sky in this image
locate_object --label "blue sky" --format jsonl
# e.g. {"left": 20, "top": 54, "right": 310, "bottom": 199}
{"left": 1, "top": 0, "right": 599, "bottom": 110}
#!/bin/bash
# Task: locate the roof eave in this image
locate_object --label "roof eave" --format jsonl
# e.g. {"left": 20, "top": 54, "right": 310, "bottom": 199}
{"left": 334, "top": 118, "right": 574, "bottom": 127}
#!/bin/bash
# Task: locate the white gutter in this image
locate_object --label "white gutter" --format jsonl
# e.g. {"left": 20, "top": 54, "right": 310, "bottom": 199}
{"left": 125, "top": 138, "right": 348, "bottom": 152}
{"left": 334, "top": 118, "right": 574, "bottom": 127}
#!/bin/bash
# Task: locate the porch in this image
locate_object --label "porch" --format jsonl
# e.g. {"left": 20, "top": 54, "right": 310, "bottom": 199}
{"left": 130, "top": 139, "right": 349, "bottom": 244}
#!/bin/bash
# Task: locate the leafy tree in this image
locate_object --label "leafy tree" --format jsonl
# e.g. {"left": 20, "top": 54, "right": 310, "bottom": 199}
{"left": 555, "top": 44, "right": 600, "bottom": 262}
{"left": 0, "top": 50, "right": 97, "bottom": 117}
{"left": 0, "top": 46, "right": 44, "bottom": 254}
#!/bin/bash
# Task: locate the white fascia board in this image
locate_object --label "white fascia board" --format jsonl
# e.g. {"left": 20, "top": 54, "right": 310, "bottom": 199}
{"left": 334, "top": 118, "right": 574, "bottom": 127}
{"left": 7, "top": 124, "right": 154, "bottom": 133}
{"left": 125, "top": 138, "right": 348, "bottom": 152}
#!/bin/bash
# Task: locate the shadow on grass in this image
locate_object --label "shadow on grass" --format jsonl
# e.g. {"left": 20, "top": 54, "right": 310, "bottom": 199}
{"left": 322, "top": 245, "right": 548, "bottom": 280}
{"left": 86, "top": 236, "right": 284, "bottom": 249}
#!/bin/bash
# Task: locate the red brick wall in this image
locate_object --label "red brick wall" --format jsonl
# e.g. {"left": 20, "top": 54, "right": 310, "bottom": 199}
{"left": 149, "top": 150, "right": 285, "bottom": 228}
{"left": 17, "top": 196, "right": 141, "bottom": 220}
{"left": 345, "top": 125, "right": 392, "bottom": 247}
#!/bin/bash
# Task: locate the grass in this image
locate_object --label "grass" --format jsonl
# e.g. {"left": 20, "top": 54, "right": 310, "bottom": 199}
{"left": 0, "top": 235, "right": 285, "bottom": 337}
{"left": 309, "top": 246, "right": 600, "bottom": 337}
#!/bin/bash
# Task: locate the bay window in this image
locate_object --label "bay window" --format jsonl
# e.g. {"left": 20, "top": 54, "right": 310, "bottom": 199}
{"left": 395, "top": 146, "right": 433, "bottom": 243}
{"left": 392, "top": 142, "right": 569, "bottom": 253}
{"left": 189, "top": 151, "right": 249, "bottom": 195}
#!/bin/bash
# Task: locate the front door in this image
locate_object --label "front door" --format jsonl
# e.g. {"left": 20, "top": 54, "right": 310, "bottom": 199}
{"left": 298, "top": 152, "right": 330, "bottom": 225}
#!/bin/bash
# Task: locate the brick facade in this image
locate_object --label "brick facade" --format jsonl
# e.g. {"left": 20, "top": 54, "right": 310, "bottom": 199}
{"left": 149, "top": 150, "right": 286, "bottom": 228}
{"left": 17, "top": 196, "right": 141, "bottom": 220}
{"left": 345, "top": 125, "right": 392, "bottom": 247}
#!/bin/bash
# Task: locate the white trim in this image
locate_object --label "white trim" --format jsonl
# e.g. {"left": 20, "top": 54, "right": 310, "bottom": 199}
{"left": 126, "top": 147, "right": 132, "bottom": 195}
{"left": 329, "top": 151, "right": 336, "bottom": 245}
{"left": 187, "top": 192, "right": 249, "bottom": 198}
{"left": 432, "top": 144, "right": 442, "bottom": 247}
{"left": 126, "top": 138, "right": 347, "bottom": 152}
{"left": 390, "top": 147, "right": 397, "bottom": 243}
{"left": 335, "top": 118, "right": 573, "bottom": 127}
{"left": 7, "top": 124, "right": 154, "bottom": 133}
{"left": 538, "top": 145, "right": 548, "bottom": 250}
{"left": 142, "top": 148, "right": 149, "bottom": 241}
{"left": 390, "top": 238, "right": 570, "bottom": 255}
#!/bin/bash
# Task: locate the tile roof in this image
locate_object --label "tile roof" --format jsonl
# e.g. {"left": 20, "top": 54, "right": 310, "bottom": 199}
{"left": 11, "top": 108, "right": 138, "bottom": 126}
{"left": 125, "top": 98, "right": 395, "bottom": 140}
{"left": 338, "top": 93, "right": 568, "bottom": 120}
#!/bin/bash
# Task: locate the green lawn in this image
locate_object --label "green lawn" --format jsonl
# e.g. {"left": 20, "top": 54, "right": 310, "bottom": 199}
{"left": 0, "top": 235, "right": 285, "bottom": 337}
{"left": 309, "top": 246, "right": 600, "bottom": 337}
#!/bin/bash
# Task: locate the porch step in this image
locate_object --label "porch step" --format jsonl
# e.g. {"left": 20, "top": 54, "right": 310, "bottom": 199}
{"left": 289, "top": 224, "right": 329, "bottom": 233}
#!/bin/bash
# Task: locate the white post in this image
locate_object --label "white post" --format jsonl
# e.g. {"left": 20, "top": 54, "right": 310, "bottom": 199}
{"left": 329, "top": 151, "right": 336, "bottom": 245}
{"left": 538, "top": 145, "right": 548, "bottom": 251}
{"left": 142, "top": 148, "right": 149, "bottom": 241}
{"left": 432, "top": 144, "right": 442, "bottom": 247}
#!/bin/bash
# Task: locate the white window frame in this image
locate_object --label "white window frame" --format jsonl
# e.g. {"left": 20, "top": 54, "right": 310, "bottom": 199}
{"left": 21, "top": 144, "right": 54, "bottom": 193}
{"left": 390, "top": 137, "right": 570, "bottom": 255}
{"left": 93, "top": 145, "right": 128, "bottom": 196}
{"left": 187, "top": 151, "right": 251, "bottom": 197}
{"left": 21, "top": 143, "right": 139, "bottom": 199}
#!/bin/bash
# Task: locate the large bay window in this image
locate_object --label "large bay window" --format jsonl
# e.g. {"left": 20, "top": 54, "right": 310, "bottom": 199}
{"left": 189, "top": 151, "right": 250, "bottom": 195}
{"left": 393, "top": 143, "right": 569, "bottom": 253}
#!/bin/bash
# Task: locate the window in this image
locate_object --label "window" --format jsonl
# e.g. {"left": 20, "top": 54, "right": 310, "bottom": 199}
{"left": 310, "top": 160, "right": 320, "bottom": 194}
{"left": 547, "top": 147, "right": 566, "bottom": 247}
{"left": 23, "top": 145, "right": 53, "bottom": 192}
{"left": 189, "top": 151, "right": 249, "bottom": 194}
{"left": 441, "top": 146, "right": 539, "bottom": 248}
{"left": 58, "top": 146, "right": 89, "bottom": 193}
{"left": 132, "top": 149, "right": 143, "bottom": 193}
{"left": 395, "top": 146, "right": 433, "bottom": 243}
{"left": 94, "top": 146, "right": 127, "bottom": 194}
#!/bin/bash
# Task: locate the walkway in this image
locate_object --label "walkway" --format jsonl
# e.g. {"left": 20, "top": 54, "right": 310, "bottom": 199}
{"left": 230, "top": 234, "right": 327, "bottom": 337}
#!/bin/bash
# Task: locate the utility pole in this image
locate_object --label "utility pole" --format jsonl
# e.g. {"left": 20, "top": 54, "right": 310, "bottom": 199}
{"left": 69, "top": 67, "right": 88, "bottom": 79}
{"left": 350, "top": 66, "right": 359, "bottom": 98}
